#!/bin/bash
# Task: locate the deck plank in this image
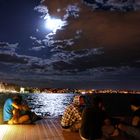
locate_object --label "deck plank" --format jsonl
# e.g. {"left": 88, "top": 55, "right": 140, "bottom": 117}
{"left": 0, "top": 119, "right": 81, "bottom": 140}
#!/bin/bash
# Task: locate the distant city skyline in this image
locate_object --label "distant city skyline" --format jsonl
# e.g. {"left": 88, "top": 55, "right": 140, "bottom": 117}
{"left": 0, "top": 0, "right": 140, "bottom": 89}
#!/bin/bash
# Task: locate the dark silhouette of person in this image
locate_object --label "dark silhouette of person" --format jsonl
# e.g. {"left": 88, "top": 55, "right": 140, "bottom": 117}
{"left": 80, "top": 96, "right": 107, "bottom": 140}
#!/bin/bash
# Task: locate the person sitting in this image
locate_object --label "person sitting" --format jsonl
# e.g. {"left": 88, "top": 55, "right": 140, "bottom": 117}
{"left": 130, "top": 98, "right": 140, "bottom": 127}
{"left": 61, "top": 95, "right": 85, "bottom": 132}
{"left": 79, "top": 96, "right": 107, "bottom": 140}
{"left": 118, "top": 97, "right": 140, "bottom": 140}
{"left": 3, "top": 95, "right": 42, "bottom": 124}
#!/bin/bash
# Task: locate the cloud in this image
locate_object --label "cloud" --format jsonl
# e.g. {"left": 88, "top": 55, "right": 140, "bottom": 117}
{"left": 23, "top": 2, "right": 140, "bottom": 75}
{"left": 0, "top": 42, "right": 19, "bottom": 55}
{"left": 0, "top": 46, "right": 103, "bottom": 75}
{"left": 83, "top": 0, "right": 140, "bottom": 11}
{"left": 0, "top": 1, "right": 140, "bottom": 89}
{"left": 0, "top": 53, "right": 28, "bottom": 64}
{"left": 34, "top": 1, "right": 140, "bottom": 51}
{"left": 38, "top": 0, "right": 81, "bottom": 19}
{"left": 49, "top": 48, "right": 104, "bottom": 64}
{"left": 31, "top": 46, "right": 45, "bottom": 51}
{"left": 34, "top": 5, "right": 49, "bottom": 18}
{"left": 0, "top": 42, "right": 28, "bottom": 64}
{"left": 35, "top": 2, "right": 80, "bottom": 19}
{"left": 30, "top": 36, "right": 37, "bottom": 40}
{"left": 0, "top": 66, "right": 139, "bottom": 89}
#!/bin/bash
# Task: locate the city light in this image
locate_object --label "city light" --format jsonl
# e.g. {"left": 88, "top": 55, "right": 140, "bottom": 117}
{"left": 0, "top": 82, "right": 140, "bottom": 94}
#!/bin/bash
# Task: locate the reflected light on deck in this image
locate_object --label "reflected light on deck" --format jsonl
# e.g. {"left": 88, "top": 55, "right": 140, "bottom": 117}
{"left": 0, "top": 125, "right": 20, "bottom": 140}
{"left": 0, "top": 125, "right": 10, "bottom": 140}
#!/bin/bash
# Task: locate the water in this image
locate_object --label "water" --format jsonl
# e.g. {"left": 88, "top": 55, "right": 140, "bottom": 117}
{"left": 1, "top": 93, "right": 140, "bottom": 120}
{"left": 24, "top": 93, "right": 75, "bottom": 117}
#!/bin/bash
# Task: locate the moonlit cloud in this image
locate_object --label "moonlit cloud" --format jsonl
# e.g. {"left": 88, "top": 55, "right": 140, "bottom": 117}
{"left": 0, "top": 42, "right": 28, "bottom": 64}
{"left": 0, "top": 42, "right": 19, "bottom": 54}
{"left": 28, "top": 0, "right": 140, "bottom": 88}
{"left": 31, "top": 46, "right": 45, "bottom": 51}
{"left": 34, "top": 1, "right": 140, "bottom": 51}
{"left": 30, "top": 36, "right": 37, "bottom": 40}
{"left": 34, "top": 5, "right": 48, "bottom": 17}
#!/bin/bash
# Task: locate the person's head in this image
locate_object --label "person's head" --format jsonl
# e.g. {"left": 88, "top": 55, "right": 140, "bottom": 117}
{"left": 130, "top": 98, "right": 140, "bottom": 112}
{"left": 73, "top": 95, "right": 85, "bottom": 106}
{"left": 91, "top": 96, "right": 105, "bottom": 110}
{"left": 13, "top": 95, "right": 22, "bottom": 105}
{"left": 104, "top": 119, "right": 112, "bottom": 126}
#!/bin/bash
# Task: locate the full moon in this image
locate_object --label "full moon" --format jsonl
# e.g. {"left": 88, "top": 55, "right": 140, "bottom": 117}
{"left": 45, "top": 16, "right": 67, "bottom": 33}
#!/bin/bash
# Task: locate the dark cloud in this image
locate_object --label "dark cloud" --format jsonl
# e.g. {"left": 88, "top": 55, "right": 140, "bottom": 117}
{"left": 0, "top": 53, "right": 27, "bottom": 64}
{"left": 54, "top": 11, "right": 140, "bottom": 50}
{"left": 36, "top": 4, "right": 140, "bottom": 70}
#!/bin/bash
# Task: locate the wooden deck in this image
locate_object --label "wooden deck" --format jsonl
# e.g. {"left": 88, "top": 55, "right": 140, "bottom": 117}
{"left": 0, "top": 119, "right": 81, "bottom": 140}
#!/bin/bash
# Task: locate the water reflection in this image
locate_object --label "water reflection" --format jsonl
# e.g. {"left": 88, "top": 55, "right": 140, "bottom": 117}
{"left": 2, "top": 93, "right": 139, "bottom": 118}
{"left": 24, "top": 93, "right": 74, "bottom": 118}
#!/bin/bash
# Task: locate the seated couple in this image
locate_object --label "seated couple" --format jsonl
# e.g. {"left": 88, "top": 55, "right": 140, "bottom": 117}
{"left": 61, "top": 95, "right": 121, "bottom": 140}
{"left": 3, "top": 95, "right": 42, "bottom": 124}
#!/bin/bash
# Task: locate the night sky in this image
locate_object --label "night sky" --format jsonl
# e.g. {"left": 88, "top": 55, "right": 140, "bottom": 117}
{"left": 0, "top": 0, "right": 140, "bottom": 89}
